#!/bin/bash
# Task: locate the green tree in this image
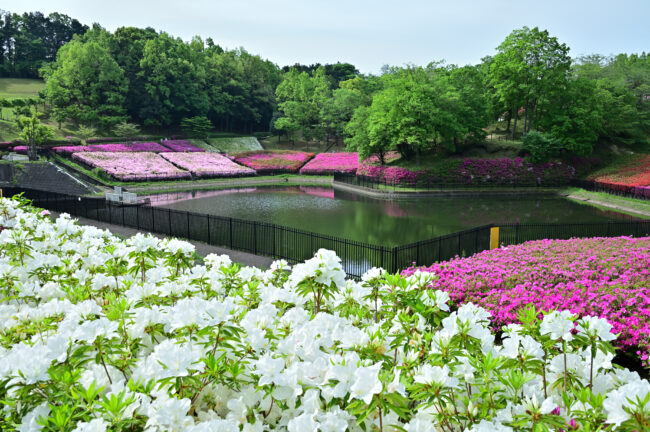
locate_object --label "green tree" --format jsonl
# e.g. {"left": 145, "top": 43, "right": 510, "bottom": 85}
{"left": 522, "top": 130, "right": 564, "bottom": 162}
{"left": 16, "top": 109, "right": 54, "bottom": 160}
{"left": 180, "top": 116, "right": 213, "bottom": 137}
{"left": 112, "top": 122, "right": 141, "bottom": 138}
{"left": 275, "top": 66, "right": 333, "bottom": 142}
{"left": 138, "top": 33, "right": 209, "bottom": 127}
{"left": 76, "top": 125, "right": 96, "bottom": 144}
{"left": 489, "top": 27, "right": 571, "bottom": 139}
{"left": 42, "top": 35, "right": 128, "bottom": 131}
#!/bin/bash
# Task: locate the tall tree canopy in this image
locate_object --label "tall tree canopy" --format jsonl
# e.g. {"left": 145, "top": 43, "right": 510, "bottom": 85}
{"left": 488, "top": 26, "right": 571, "bottom": 138}
{"left": 41, "top": 32, "right": 128, "bottom": 131}
{"left": 0, "top": 10, "right": 87, "bottom": 78}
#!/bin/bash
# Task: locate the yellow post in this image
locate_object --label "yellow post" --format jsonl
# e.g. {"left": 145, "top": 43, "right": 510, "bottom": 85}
{"left": 490, "top": 227, "right": 500, "bottom": 250}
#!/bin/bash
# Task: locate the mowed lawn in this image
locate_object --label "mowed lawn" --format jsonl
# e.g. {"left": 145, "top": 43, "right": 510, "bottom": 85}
{"left": 0, "top": 78, "right": 45, "bottom": 99}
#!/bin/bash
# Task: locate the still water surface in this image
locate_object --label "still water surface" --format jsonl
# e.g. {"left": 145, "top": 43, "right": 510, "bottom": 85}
{"left": 149, "top": 186, "right": 637, "bottom": 246}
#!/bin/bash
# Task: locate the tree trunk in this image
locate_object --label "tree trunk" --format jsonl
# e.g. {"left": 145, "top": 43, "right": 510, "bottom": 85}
{"left": 27, "top": 137, "right": 37, "bottom": 161}
{"left": 511, "top": 106, "right": 518, "bottom": 141}
{"left": 505, "top": 110, "right": 512, "bottom": 133}
{"left": 523, "top": 100, "right": 529, "bottom": 138}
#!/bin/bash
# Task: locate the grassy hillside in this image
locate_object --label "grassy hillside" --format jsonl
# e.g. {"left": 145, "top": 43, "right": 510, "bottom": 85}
{"left": 0, "top": 78, "right": 45, "bottom": 99}
{"left": 0, "top": 78, "right": 46, "bottom": 135}
{"left": 206, "top": 136, "right": 263, "bottom": 153}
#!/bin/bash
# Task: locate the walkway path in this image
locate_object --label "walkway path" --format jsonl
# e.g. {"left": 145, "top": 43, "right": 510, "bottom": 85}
{"left": 50, "top": 212, "right": 275, "bottom": 269}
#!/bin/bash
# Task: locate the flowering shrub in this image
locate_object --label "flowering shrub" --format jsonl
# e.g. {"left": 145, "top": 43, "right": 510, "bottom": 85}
{"left": 0, "top": 197, "right": 648, "bottom": 432}
{"left": 299, "top": 152, "right": 360, "bottom": 175}
{"left": 234, "top": 150, "right": 314, "bottom": 173}
{"left": 161, "top": 153, "right": 256, "bottom": 178}
{"left": 588, "top": 154, "right": 650, "bottom": 187}
{"left": 403, "top": 236, "right": 650, "bottom": 364}
{"left": 10, "top": 145, "right": 28, "bottom": 154}
{"left": 53, "top": 142, "right": 172, "bottom": 155}
{"left": 72, "top": 152, "right": 191, "bottom": 181}
{"left": 161, "top": 140, "right": 206, "bottom": 153}
{"left": 357, "top": 157, "right": 576, "bottom": 186}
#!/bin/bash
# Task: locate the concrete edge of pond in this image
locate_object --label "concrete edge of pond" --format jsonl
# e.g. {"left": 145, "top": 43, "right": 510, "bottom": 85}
{"left": 125, "top": 176, "right": 333, "bottom": 195}
{"left": 332, "top": 180, "right": 561, "bottom": 199}
{"left": 561, "top": 192, "right": 650, "bottom": 219}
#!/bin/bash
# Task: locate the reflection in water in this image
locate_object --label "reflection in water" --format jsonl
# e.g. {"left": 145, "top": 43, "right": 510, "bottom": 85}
{"left": 147, "top": 186, "right": 639, "bottom": 246}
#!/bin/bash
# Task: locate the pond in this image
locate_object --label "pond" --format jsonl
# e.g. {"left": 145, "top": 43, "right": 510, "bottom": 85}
{"left": 147, "top": 185, "right": 639, "bottom": 247}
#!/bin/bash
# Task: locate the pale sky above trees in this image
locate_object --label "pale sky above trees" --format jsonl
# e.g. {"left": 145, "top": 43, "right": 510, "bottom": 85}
{"left": 11, "top": 0, "right": 650, "bottom": 74}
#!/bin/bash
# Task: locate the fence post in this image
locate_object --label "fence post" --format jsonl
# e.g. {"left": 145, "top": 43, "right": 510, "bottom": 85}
{"left": 187, "top": 212, "right": 191, "bottom": 239}
{"left": 207, "top": 215, "right": 211, "bottom": 244}
{"left": 490, "top": 227, "right": 500, "bottom": 249}
{"left": 253, "top": 223, "right": 257, "bottom": 255}
{"left": 229, "top": 218, "right": 233, "bottom": 249}
{"left": 168, "top": 209, "right": 172, "bottom": 235}
{"left": 515, "top": 223, "right": 520, "bottom": 244}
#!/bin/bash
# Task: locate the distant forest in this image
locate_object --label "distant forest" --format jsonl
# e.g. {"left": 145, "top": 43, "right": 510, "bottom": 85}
{"left": 1, "top": 9, "right": 648, "bottom": 160}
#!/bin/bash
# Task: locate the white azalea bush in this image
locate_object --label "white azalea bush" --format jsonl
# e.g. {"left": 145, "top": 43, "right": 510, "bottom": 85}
{"left": 0, "top": 196, "right": 649, "bottom": 432}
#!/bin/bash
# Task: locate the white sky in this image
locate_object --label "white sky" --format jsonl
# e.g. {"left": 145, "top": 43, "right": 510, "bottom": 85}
{"left": 8, "top": 0, "right": 650, "bottom": 74}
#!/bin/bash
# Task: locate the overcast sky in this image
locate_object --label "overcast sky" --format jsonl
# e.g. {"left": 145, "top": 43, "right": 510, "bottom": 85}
{"left": 9, "top": 0, "right": 650, "bottom": 74}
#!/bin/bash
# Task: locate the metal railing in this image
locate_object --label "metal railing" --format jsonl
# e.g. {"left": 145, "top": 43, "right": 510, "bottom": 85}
{"left": 333, "top": 173, "right": 566, "bottom": 191}
{"left": 3, "top": 187, "right": 649, "bottom": 278}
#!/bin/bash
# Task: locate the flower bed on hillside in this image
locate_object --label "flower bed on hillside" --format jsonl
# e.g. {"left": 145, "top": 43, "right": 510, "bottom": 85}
{"left": 161, "top": 152, "right": 256, "bottom": 178}
{"left": 589, "top": 154, "right": 650, "bottom": 187}
{"left": 161, "top": 140, "right": 206, "bottom": 152}
{"left": 53, "top": 141, "right": 171, "bottom": 155}
{"left": 358, "top": 157, "right": 576, "bottom": 186}
{"left": 404, "top": 236, "right": 650, "bottom": 363}
{"left": 72, "top": 152, "right": 190, "bottom": 181}
{"left": 299, "top": 152, "right": 359, "bottom": 175}
{"left": 234, "top": 150, "right": 314, "bottom": 173}
{"left": 0, "top": 198, "right": 648, "bottom": 431}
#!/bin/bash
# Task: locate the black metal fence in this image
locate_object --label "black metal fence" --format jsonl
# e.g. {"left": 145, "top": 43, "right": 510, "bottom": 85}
{"left": 570, "top": 179, "right": 650, "bottom": 201}
{"left": 3, "top": 187, "right": 650, "bottom": 278}
{"left": 333, "top": 173, "right": 562, "bottom": 191}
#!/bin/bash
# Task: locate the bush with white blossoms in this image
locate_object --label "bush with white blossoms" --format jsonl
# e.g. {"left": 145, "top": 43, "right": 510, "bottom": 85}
{"left": 0, "top": 196, "right": 649, "bottom": 432}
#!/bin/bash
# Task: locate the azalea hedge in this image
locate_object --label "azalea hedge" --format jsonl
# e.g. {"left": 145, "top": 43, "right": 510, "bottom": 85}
{"left": 299, "top": 152, "right": 359, "bottom": 175}
{"left": 0, "top": 198, "right": 648, "bottom": 431}
{"left": 404, "top": 236, "right": 650, "bottom": 365}
{"left": 72, "top": 152, "right": 191, "bottom": 181}
{"left": 161, "top": 152, "right": 256, "bottom": 178}
{"left": 234, "top": 150, "right": 314, "bottom": 174}
{"left": 358, "top": 157, "right": 577, "bottom": 186}
{"left": 52, "top": 142, "right": 172, "bottom": 155}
